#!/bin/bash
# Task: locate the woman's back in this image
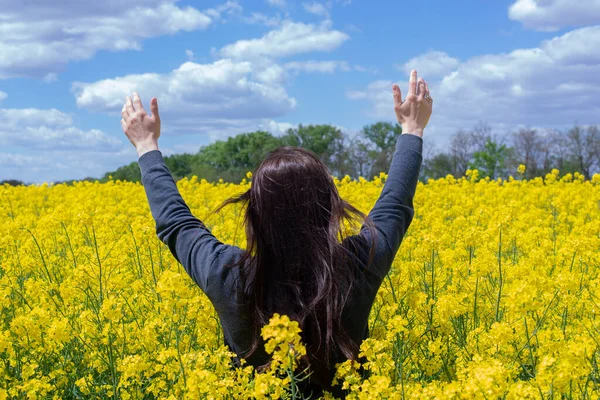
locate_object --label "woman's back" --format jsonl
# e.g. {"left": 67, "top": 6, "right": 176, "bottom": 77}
{"left": 181, "top": 133, "right": 423, "bottom": 397}
{"left": 132, "top": 69, "right": 431, "bottom": 398}
{"left": 136, "top": 134, "right": 422, "bottom": 396}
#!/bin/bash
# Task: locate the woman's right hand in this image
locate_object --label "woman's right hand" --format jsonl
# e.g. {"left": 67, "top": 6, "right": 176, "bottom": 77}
{"left": 392, "top": 69, "right": 432, "bottom": 137}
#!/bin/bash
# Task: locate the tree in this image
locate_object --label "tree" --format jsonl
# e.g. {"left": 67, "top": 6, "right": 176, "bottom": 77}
{"left": 194, "top": 131, "right": 282, "bottom": 182}
{"left": 449, "top": 122, "right": 498, "bottom": 177}
{"left": 83, "top": 122, "right": 600, "bottom": 184}
{"left": 328, "top": 131, "right": 357, "bottom": 178}
{"left": 537, "top": 132, "right": 554, "bottom": 175}
{"left": 0, "top": 179, "right": 25, "bottom": 186}
{"left": 511, "top": 128, "right": 545, "bottom": 178}
{"left": 347, "top": 137, "right": 374, "bottom": 179}
{"left": 565, "top": 125, "right": 599, "bottom": 179}
{"left": 546, "top": 130, "right": 577, "bottom": 174}
{"left": 103, "top": 162, "right": 141, "bottom": 182}
{"left": 164, "top": 153, "right": 194, "bottom": 180}
{"left": 469, "top": 138, "right": 511, "bottom": 178}
{"left": 361, "top": 122, "right": 402, "bottom": 175}
{"left": 449, "top": 130, "right": 475, "bottom": 177}
{"left": 423, "top": 153, "right": 454, "bottom": 180}
{"left": 281, "top": 124, "right": 343, "bottom": 165}
{"left": 361, "top": 122, "right": 403, "bottom": 151}
{"left": 470, "top": 121, "right": 492, "bottom": 152}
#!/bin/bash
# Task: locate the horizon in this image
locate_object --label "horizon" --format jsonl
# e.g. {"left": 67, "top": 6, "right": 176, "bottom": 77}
{"left": 1, "top": 0, "right": 599, "bottom": 183}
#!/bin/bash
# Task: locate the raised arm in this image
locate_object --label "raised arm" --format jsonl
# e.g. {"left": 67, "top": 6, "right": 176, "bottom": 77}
{"left": 137, "top": 150, "right": 237, "bottom": 291}
{"left": 363, "top": 134, "right": 422, "bottom": 273}
{"left": 350, "top": 69, "right": 431, "bottom": 283}
{"left": 120, "top": 92, "right": 238, "bottom": 292}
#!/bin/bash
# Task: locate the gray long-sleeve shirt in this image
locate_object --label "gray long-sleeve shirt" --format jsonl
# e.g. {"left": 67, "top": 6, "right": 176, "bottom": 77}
{"left": 138, "top": 133, "right": 423, "bottom": 395}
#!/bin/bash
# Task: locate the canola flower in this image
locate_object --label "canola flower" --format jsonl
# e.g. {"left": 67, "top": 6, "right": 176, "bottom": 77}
{"left": 0, "top": 169, "right": 599, "bottom": 399}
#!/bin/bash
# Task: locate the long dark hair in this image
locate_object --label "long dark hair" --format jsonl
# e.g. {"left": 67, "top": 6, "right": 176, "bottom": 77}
{"left": 213, "top": 146, "right": 377, "bottom": 390}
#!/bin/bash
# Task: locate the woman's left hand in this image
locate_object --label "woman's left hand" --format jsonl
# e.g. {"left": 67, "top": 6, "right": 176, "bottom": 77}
{"left": 121, "top": 92, "right": 161, "bottom": 157}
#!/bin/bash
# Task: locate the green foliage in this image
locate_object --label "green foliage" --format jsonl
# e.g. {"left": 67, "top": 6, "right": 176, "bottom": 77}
{"left": 102, "top": 162, "right": 141, "bottom": 182}
{"left": 281, "top": 124, "right": 343, "bottom": 163}
{"left": 423, "top": 153, "right": 454, "bottom": 180}
{"left": 57, "top": 122, "right": 598, "bottom": 184}
{"left": 361, "top": 122, "right": 402, "bottom": 151}
{"left": 193, "top": 131, "right": 282, "bottom": 182}
{"left": 469, "top": 138, "right": 511, "bottom": 179}
{"left": 0, "top": 179, "right": 25, "bottom": 186}
{"left": 164, "top": 153, "right": 194, "bottom": 180}
{"left": 101, "top": 153, "right": 194, "bottom": 183}
{"left": 361, "top": 122, "right": 403, "bottom": 176}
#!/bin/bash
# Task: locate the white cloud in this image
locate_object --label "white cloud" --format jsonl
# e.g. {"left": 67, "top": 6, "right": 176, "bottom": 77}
{"left": 185, "top": 49, "right": 195, "bottom": 61}
{"left": 70, "top": 19, "right": 356, "bottom": 145}
{"left": 0, "top": 91, "right": 6, "bottom": 102}
{"left": 399, "top": 51, "right": 460, "bottom": 78}
{"left": 346, "top": 80, "right": 390, "bottom": 101}
{"left": 303, "top": 2, "right": 330, "bottom": 18}
{"left": 43, "top": 73, "right": 58, "bottom": 83}
{"left": 0, "top": 1, "right": 233, "bottom": 79}
{"left": 254, "top": 63, "right": 287, "bottom": 84}
{"left": 219, "top": 20, "right": 349, "bottom": 60}
{"left": 284, "top": 60, "right": 350, "bottom": 73}
{"left": 347, "top": 26, "right": 600, "bottom": 141}
{"left": 541, "top": 26, "right": 600, "bottom": 64}
{"left": 0, "top": 108, "right": 122, "bottom": 151}
{"left": 0, "top": 147, "right": 136, "bottom": 184}
{"left": 190, "top": 118, "right": 295, "bottom": 142}
{"left": 204, "top": 1, "right": 242, "bottom": 20}
{"left": 266, "top": 0, "right": 286, "bottom": 7}
{"left": 0, "top": 101, "right": 135, "bottom": 183}
{"left": 353, "top": 65, "right": 378, "bottom": 74}
{"left": 158, "top": 117, "right": 296, "bottom": 143}
{"left": 243, "top": 12, "right": 283, "bottom": 27}
{"left": 261, "top": 120, "right": 296, "bottom": 135}
{"left": 0, "top": 153, "right": 52, "bottom": 171}
{"left": 0, "top": 153, "right": 42, "bottom": 169}
{"left": 508, "top": 0, "right": 600, "bottom": 31}
{"left": 72, "top": 59, "right": 296, "bottom": 134}
{"left": 284, "top": 60, "right": 373, "bottom": 74}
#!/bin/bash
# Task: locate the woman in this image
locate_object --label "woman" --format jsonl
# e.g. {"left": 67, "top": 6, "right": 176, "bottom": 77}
{"left": 120, "top": 69, "right": 432, "bottom": 398}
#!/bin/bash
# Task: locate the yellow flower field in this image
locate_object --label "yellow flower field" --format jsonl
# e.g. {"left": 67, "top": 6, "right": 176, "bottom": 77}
{"left": 0, "top": 169, "right": 599, "bottom": 399}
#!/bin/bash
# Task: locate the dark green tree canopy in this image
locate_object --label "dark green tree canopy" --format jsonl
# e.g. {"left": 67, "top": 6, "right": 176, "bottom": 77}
{"left": 361, "top": 122, "right": 402, "bottom": 151}
{"left": 281, "top": 124, "right": 343, "bottom": 164}
{"left": 469, "top": 138, "right": 510, "bottom": 179}
{"left": 37, "top": 122, "right": 597, "bottom": 186}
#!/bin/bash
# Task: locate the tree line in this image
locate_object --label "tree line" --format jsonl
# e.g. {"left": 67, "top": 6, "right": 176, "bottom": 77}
{"left": 424, "top": 122, "right": 599, "bottom": 181}
{"left": 2, "top": 122, "right": 599, "bottom": 186}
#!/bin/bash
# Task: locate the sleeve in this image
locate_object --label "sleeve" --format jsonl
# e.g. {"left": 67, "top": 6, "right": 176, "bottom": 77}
{"left": 137, "top": 149, "right": 241, "bottom": 293}
{"left": 351, "top": 133, "right": 423, "bottom": 282}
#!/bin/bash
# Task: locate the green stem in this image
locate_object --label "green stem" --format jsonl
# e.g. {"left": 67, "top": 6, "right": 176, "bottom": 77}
{"left": 495, "top": 229, "right": 503, "bottom": 323}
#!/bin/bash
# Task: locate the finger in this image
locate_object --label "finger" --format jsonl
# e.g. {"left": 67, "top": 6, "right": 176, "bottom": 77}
{"left": 121, "top": 103, "right": 130, "bottom": 119}
{"left": 150, "top": 97, "right": 160, "bottom": 122}
{"left": 408, "top": 69, "right": 417, "bottom": 96}
{"left": 132, "top": 92, "right": 145, "bottom": 113}
{"left": 425, "top": 81, "right": 433, "bottom": 104}
{"left": 120, "top": 118, "right": 127, "bottom": 132}
{"left": 126, "top": 96, "right": 135, "bottom": 114}
{"left": 417, "top": 78, "right": 426, "bottom": 101}
{"left": 392, "top": 84, "right": 402, "bottom": 107}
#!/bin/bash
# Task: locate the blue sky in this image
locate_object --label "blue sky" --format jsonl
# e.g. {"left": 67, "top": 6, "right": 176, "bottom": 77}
{"left": 1, "top": 0, "right": 599, "bottom": 183}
